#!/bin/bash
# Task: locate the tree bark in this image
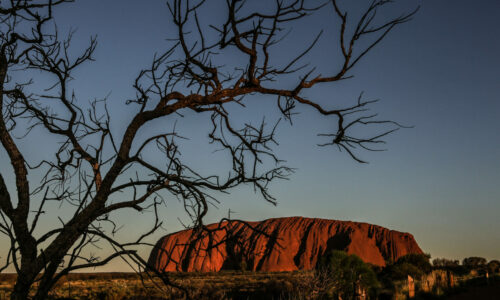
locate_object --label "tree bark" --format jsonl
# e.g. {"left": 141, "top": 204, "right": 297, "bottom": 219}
{"left": 11, "top": 275, "right": 33, "bottom": 300}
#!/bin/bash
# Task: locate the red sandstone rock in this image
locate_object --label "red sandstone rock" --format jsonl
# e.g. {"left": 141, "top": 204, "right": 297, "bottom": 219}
{"left": 148, "top": 217, "right": 423, "bottom": 272}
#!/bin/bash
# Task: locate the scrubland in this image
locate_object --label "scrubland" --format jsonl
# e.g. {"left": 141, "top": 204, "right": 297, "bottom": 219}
{"left": 0, "top": 270, "right": 497, "bottom": 299}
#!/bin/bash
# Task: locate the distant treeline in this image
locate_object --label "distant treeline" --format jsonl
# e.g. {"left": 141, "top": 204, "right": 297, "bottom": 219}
{"left": 432, "top": 256, "right": 500, "bottom": 275}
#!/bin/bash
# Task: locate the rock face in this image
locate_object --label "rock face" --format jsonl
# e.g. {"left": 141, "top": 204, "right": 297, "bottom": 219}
{"left": 149, "top": 217, "right": 423, "bottom": 272}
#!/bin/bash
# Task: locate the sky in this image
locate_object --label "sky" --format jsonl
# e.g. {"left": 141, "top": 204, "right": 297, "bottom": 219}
{"left": 0, "top": 0, "right": 499, "bottom": 272}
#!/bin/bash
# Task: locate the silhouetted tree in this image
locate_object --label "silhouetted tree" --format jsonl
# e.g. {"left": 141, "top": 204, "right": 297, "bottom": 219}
{"left": 0, "top": 0, "right": 417, "bottom": 299}
{"left": 487, "top": 260, "right": 500, "bottom": 274}
{"left": 382, "top": 253, "right": 432, "bottom": 280}
{"left": 397, "top": 253, "right": 432, "bottom": 273}
{"left": 432, "top": 258, "right": 460, "bottom": 268}
{"left": 462, "top": 257, "right": 487, "bottom": 270}
{"left": 431, "top": 257, "right": 469, "bottom": 275}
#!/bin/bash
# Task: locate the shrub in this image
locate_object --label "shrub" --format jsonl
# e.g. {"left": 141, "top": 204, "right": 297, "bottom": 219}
{"left": 380, "top": 253, "right": 432, "bottom": 282}
{"left": 432, "top": 258, "right": 459, "bottom": 268}
{"left": 395, "top": 253, "right": 432, "bottom": 274}
{"left": 316, "top": 250, "right": 381, "bottom": 300}
{"left": 487, "top": 260, "right": 500, "bottom": 274}
{"left": 432, "top": 257, "right": 468, "bottom": 275}
{"left": 462, "top": 257, "right": 487, "bottom": 270}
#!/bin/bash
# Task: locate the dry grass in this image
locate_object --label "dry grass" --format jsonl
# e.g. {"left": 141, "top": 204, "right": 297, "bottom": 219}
{"left": 2, "top": 271, "right": 494, "bottom": 299}
{"left": 0, "top": 271, "right": 312, "bottom": 300}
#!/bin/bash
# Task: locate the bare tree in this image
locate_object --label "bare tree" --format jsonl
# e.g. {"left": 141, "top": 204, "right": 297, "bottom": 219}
{"left": 0, "top": 0, "right": 417, "bottom": 299}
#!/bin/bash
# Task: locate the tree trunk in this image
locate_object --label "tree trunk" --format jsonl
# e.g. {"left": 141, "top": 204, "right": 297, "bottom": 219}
{"left": 33, "top": 283, "right": 54, "bottom": 300}
{"left": 33, "top": 265, "right": 59, "bottom": 300}
{"left": 10, "top": 260, "right": 60, "bottom": 300}
{"left": 11, "top": 277, "right": 32, "bottom": 300}
{"left": 10, "top": 271, "right": 57, "bottom": 300}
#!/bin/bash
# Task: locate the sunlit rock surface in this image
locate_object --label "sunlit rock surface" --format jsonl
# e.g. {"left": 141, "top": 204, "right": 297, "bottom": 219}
{"left": 149, "top": 217, "right": 423, "bottom": 272}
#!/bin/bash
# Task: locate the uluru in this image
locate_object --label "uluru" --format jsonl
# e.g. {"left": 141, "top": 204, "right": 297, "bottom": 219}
{"left": 149, "top": 217, "right": 423, "bottom": 272}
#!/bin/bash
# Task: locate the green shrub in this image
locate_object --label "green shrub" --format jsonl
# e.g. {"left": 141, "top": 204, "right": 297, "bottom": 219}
{"left": 316, "top": 250, "right": 381, "bottom": 300}
{"left": 395, "top": 253, "right": 432, "bottom": 274}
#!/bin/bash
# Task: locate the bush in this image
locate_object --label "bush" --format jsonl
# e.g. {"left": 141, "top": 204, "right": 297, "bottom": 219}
{"left": 316, "top": 250, "right": 380, "bottom": 300}
{"left": 387, "top": 262, "right": 424, "bottom": 280}
{"left": 395, "top": 253, "right": 432, "bottom": 274}
{"left": 462, "top": 257, "right": 487, "bottom": 270}
{"left": 432, "top": 258, "right": 459, "bottom": 268}
{"left": 431, "top": 257, "right": 469, "bottom": 275}
{"left": 487, "top": 260, "right": 500, "bottom": 274}
{"left": 380, "top": 253, "right": 432, "bottom": 282}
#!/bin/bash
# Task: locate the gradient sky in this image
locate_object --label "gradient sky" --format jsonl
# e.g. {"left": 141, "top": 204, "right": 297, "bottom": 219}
{"left": 1, "top": 0, "right": 499, "bottom": 272}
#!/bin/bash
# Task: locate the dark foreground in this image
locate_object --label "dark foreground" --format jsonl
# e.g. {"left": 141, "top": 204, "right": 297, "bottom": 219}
{"left": 432, "top": 277, "right": 500, "bottom": 300}
{"left": 0, "top": 272, "right": 498, "bottom": 299}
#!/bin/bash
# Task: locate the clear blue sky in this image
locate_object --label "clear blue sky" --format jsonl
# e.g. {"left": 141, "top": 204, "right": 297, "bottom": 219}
{"left": 1, "top": 0, "right": 499, "bottom": 272}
